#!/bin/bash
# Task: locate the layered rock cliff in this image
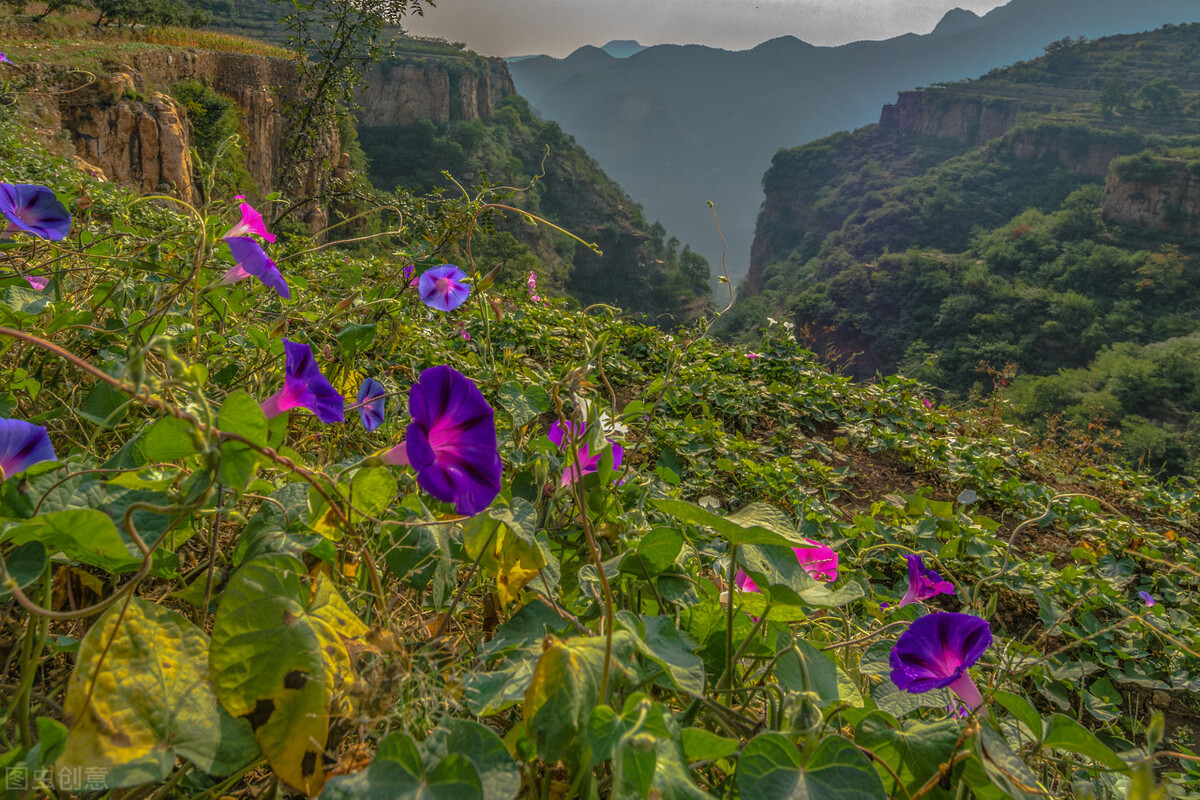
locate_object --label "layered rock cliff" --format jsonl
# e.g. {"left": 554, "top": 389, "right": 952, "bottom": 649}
{"left": 357, "top": 56, "right": 514, "bottom": 128}
{"left": 24, "top": 49, "right": 340, "bottom": 226}
{"left": 879, "top": 90, "right": 1031, "bottom": 146}
{"left": 1103, "top": 156, "right": 1200, "bottom": 236}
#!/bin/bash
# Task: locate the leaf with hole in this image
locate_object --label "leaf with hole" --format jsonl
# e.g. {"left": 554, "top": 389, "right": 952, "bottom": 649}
{"left": 209, "top": 554, "right": 370, "bottom": 794}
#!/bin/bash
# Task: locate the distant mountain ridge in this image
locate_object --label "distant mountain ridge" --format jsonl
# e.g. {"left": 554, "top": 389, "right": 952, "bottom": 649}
{"left": 599, "top": 40, "right": 647, "bottom": 58}
{"left": 509, "top": 0, "right": 1200, "bottom": 288}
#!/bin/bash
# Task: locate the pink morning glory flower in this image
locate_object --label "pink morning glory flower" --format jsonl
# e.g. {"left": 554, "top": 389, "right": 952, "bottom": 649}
{"left": 891, "top": 612, "right": 992, "bottom": 711}
{"left": 223, "top": 200, "right": 275, "bottom": 243}
{"left": 357, "top": 378, "right": 386, "bottom": 432}
{"left": 734, "top": 539, "right": 839, "bottom": 592}
{"left": 548, "top": 419, "right": 624, "bottom": 486}
{"left": 0, "top": 184, "right": 72, "bottom": 241}
{"left": 379, "top": 365, "right": 501, "bottom": 516}
{"left": 746, "top": 352, "right": 762, "bottom": 361}
{"left": 24, "top": 275, "right": 48, "bottom": 291}
{"left": 1139, "top": 591, "right": 1155, "bottom": 607}
{"left": 527, "top": 271, "right": 537, "bottom": 292}
{"left": 898, "top": 554, "right": 955, "bottom": 607}
{"left": 418, "top": 264, "right": 471, "bottom": 312}
{"left": 922, "top": 398, "right": 933, "bottom": 409}
{"left": 0, "top": 418, "right": 57, "bottom": 480}
{"left": 220, "top": 236, "right": 290, "bottom": 299}
{"left": 260, "top": 339, "right": 345, "bottom": 424}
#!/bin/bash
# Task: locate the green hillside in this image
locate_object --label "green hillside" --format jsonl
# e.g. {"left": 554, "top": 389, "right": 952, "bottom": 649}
{"left": 4, "top": 94, "right": 1200, "bottom": 798}
{"left": 729, "top": 24, "right": 1200, "bottom": 475}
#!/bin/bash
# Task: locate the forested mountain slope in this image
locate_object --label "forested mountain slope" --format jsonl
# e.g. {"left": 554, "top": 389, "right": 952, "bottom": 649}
{"left": 354, "top": 43, "right": 712, "bottom": 322}
{"left": 725, "top": 23, "right": 1200, "bottom": 474}
{"left": 510, "top": 0, "right": 1200, "bottom": 290}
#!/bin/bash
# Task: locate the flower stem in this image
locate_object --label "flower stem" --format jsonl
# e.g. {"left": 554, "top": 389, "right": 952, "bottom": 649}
{"left": 948, "top": 671, "right": 984, "bottom": 710}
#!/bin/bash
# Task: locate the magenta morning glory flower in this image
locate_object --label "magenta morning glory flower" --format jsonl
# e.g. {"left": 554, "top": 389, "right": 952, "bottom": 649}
{"left": 418, "top": 264, "right": 471, "bottom": 312}
{"left": 220, "top": 236, "right": 290, "bottom": 299}
{"left": 1139, "top": 591, "right": 1155, "bottom": 607}
{"left": 0, "top": 184, "right": 72, "bottom": 241}
{"left": 357, "top": 377, "right": 386, "bottom": 432}
{"left": 24, "top": 275, "right": 48, "bottom": 291}
{"left": 734, "top": 539, "right": 839, "bottom": 592}
{"left": 223, "top": 200, "right": 275, "bottom": 243}
{"left": 891, "top": 612, "right": 993, "bottom": 711}
{"left": 898, "top": 554, "right": 955, "bottom": 607}
{"left": 548, "top": 419, "right": 624, "bottom": 486}
{"left": 379, "top": 365, "right": 501, "bottom": 516}
{"left": 260, "top": 339, "right": 345, "bottom": 424}
{"left": 0, "top": 418, "right": 57, "bottom": 480}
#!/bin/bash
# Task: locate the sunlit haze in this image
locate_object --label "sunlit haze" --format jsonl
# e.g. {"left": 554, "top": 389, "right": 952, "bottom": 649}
{"left": 403, "top": 0, "right": 1008, "bottom": 57}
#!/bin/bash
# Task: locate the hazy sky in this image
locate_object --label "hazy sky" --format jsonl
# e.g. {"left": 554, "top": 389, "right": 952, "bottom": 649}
{"left": 403, "top": 0, "right": 1010, "bottom": 57}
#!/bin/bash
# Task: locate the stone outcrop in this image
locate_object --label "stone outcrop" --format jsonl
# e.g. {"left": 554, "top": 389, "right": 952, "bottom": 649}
{"left": 985, "top": 130, "right": 1127, "bottom": 177}
{"left": 69, "top": 86, "right": 194, "bottom": 201}
{"left": 357, "top": 56, "right": 514, "bottom": 128}
{"left": 48, "top": 50, "right": 326, "bottom": 207}
{"left": 879, "top": 90, "right": 1031, "bottom": 145}
{"left": 22, "top": 46, "right": 516, "bottom": 232}
{"left": 1103, "top": 158, "right": 1200, "bottom": 236}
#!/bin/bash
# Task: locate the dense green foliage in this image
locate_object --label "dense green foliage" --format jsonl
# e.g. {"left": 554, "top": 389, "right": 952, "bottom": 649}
{"left": 171, "top": 78, "right": 257, "bottom": 197}
{"left": 729, "top": 24, "right": 1200, "bottom": 476}
{"left": 6, "top": 98, "right": 1200, "bottom": 799}
{"left": 359, "top": 89, "right": 711, "bottom": 322}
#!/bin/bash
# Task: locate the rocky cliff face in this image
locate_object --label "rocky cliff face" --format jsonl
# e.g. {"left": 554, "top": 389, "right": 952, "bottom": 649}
{"left": 32, "top": 48, "right": 514, "bottom": 224}
{"left": 63, "top": 72, "right": 194, "bottom": 201}
{"left": 29, "top": 49, "right": 339, "bottom": 226}
{"left": 1103, "top": 158, "right": 1200, "bottom": 236}
{"left": 357, "top": 57, "right": 514, "bottom": 128}
{"left": 879, "top": 90, "right": 1032, "bottom": 145}
{"left": 985, "top": 130, "right": 1128, "bottom": 177}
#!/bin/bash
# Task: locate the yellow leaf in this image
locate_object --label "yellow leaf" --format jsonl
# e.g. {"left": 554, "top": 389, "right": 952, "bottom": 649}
{"left": 462, "top": 498, "right": 546, "bottom": 606}
{"left": 59, "top": 598, "right": 256, "bottom": 788}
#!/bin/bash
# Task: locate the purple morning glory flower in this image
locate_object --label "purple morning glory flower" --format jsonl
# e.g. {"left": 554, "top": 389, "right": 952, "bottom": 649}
{"left": 357, "top": 377, "right": 386, "bottom": 432}
{"left": 220, "top": 237, "right": 290, "bottom": 299}
{"left": 1139, "top": 591, "right": 1156, "bottom": 608}
{"left": 0, "top": 184, "right": 72, "bottom": 241}
{"left": 891, "top": 612, "right": 993, "bottom": 711}
{"left": 0, "top": 53, "right": 10, "bottom": 65}
{"left": 418, "top": 264, "right": 471, "bottom": 312}
{"left": 380, "top": 365, "right": 500, "bottom": 516}
{"left": 260, "top": 339, "right": 345, "bottom": 424}
{"left": 223, "top": 200, "right": 275, "bottom": 243}
{"left": 0, "top": 418, "right": 57, "bottom": 480}
{"left": 548, "top": 419, "right": 624, "bottom": 486}
{"left": 25, "top": 275, "right": 48, "bottom": 291}
{"left": 898, "top": 554, "right": 955, "bottom": 607}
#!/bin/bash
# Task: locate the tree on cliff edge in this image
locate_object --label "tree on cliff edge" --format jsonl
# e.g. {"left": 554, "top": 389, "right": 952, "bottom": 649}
{"left": 272, "top": 0, "right": 433, "bottom": 222}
